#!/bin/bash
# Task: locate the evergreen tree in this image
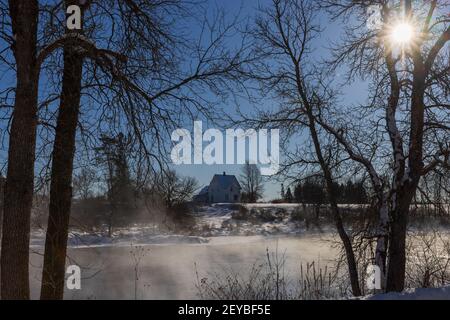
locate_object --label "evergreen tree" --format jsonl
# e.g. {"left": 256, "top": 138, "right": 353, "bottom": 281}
{"left": 96, "top": 133, "right": 135, "bottom": 236}
{"left": 284, "top": 187, "right": 293, "bottom": 203}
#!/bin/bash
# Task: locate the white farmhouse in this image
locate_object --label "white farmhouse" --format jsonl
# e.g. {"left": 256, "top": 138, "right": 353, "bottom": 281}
{"left": 194, "top": 172, "right": 241, "bottom": 203}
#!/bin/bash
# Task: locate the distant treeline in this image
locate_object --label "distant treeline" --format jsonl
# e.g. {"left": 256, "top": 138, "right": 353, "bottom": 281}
{"left": 281, "top": 177, "right": 368, "bottom": 204}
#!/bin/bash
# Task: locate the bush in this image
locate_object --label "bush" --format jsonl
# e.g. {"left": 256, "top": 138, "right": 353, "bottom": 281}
{"left": 405, "top": 231, "right": 450, "bottom": 289}
{"left": 290, "top": 206, "right": 321, "bottom": 230}
{"left": 166, "top": 203, "right": 196, "bottom": 231}
{"left": 231, "top": 205, "right": 249, "bottom": 220}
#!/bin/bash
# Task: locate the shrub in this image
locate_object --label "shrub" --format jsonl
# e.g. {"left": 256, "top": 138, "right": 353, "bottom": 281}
{"left": 405, "top": 231, "right": 450, "bottom": 289}
{"left": 231, "top": 205, "right": 249, "bottom": 220}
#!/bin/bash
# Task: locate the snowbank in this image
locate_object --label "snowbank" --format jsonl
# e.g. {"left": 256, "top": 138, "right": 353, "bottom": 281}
{"left": 364, "top": 286, "right": 450, "bottom": 300}
{"left": 190, "top": 203, "right": 308, "bottom": 236}
{"left": 30, "top": 229, "right": 209, "bottom": 248}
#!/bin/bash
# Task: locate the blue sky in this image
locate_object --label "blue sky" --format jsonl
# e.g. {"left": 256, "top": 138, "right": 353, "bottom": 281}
{"left": 0, "top": 0, "right": 370, "bottom": 200}
{"left": 173, "top": 0, "right": 369, "bottom": 200}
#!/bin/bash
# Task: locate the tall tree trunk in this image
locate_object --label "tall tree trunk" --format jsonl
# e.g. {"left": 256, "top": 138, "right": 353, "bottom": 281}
{"left": 290, "top": 49, "right": 362, "bottom": 295}
{"left": 306, "top": 113, "right": 362, "bottom": 296}
{"left": 40, "top": 1, "right": 84, "bottom": 299}
{"left": 1, "top": 0, "right": 39, "bottom": 300}
{"left": 374, "top": 197, "right": 389, "bottom": 290}
{"left": 385, "top": 32, "right": 427, "bottom": 290}
{"left": 386, "top": 190, "right": 413, "bottom": 292}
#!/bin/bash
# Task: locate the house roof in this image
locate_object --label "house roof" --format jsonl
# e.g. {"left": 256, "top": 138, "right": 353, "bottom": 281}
{"left": 198, "top": 186, "right": 209, "bottom": 195}
{"left": 210, "top": 173, "right": 241, "bottom": 190}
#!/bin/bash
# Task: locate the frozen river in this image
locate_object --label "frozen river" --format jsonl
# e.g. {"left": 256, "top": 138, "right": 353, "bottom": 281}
{"left": 29, "top": 234, "right": 337, "bottom": 299}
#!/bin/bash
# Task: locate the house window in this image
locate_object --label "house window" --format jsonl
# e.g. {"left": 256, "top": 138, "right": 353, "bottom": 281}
{"left": 234, "top": 194, "right": 238, "bottom": 201}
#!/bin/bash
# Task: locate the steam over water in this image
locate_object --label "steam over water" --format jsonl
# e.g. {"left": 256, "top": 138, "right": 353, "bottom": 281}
{"left": 29, "top": 235, "right": 336, "bottom": 299}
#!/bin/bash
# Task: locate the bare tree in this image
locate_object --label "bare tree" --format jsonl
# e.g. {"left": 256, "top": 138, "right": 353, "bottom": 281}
{"left": 0, "top": 0, "right": 39, "bottom": 299}
{"left": 0, "top": 175, "right": 4, "bottom": 238}
{"left": 0, "top": 0, "right": 96, "bottom": 299}
{"left": 239, "top": 161, "right": 264, "bottom": 203}
{"left": 319, "top": 0, "right": 449, "bottom": 291}
{"left": 37, "top": 0, "right": 255, "bottom": 299}
{"left": 40, "top": 0, "right": 88, "bottom": 299}
{"left": 239, "top": 0, "right": 362, "bottom": 296}
{"left": 156, "top": 170, "right": 198, "bottom": 210}
{"left": 72, "top": 167, "right": 97, "bottom": 200}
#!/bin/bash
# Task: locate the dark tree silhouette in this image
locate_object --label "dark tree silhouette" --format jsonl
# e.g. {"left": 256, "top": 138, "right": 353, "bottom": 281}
{"left": 240, "top": 0, "right": 362, "bottom": 295}
{"left": 240, "top": 162, "right": 264, "bottom": 203}
{"left": 1, "top": 0, "right": 39, "bottom": 300}
{"left": 284, "top": 187, "right": 293, "bottom": 203}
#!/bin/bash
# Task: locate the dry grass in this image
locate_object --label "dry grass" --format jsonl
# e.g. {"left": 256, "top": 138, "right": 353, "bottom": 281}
{"left": 195, "top": 248, "right": 347, "bottom": 300}
{"left": 406, "top": 231, "right": 450, "bottom": 289}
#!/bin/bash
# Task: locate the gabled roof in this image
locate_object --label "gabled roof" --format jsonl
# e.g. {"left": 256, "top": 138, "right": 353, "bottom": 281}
{"left": 210, "top": 173, "right": 241, "bottom": 190}
{"left": 198, "top": 186, "right": 209, "bottom": 195}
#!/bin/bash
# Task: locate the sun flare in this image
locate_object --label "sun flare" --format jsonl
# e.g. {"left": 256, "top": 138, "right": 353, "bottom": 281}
{"left": 390, "top": 22, "right": 414, "bottom": 45}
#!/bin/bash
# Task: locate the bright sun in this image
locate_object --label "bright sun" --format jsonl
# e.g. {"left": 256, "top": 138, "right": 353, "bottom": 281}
{"left": 391, "top": 22, "right": 414, "bottom": 44}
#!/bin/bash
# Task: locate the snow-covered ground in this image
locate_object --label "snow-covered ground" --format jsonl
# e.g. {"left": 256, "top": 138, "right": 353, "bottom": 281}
{"left": 364, "top": 286, "right": 450, "bottom": 300}
{"left": 189, "top": 203, "right": 330, "bottom": 236}
{"left": 29, "top": 203, "right": 313, "bottom": 248}
{"left": 30, "top": 228, "right": 209, "bottom": 248}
